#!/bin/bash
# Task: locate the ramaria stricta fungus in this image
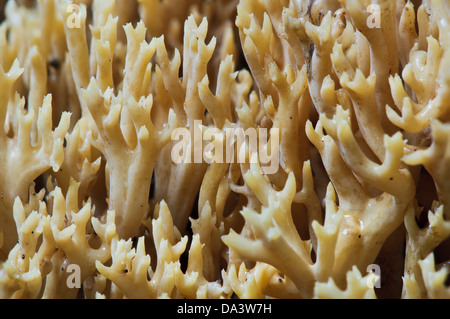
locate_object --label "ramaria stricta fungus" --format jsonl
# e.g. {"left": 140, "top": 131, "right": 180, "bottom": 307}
{"left": 0, "top": 0, "right": 449, "bottom": 299}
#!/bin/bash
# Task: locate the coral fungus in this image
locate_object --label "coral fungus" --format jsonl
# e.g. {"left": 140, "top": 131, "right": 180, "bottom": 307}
{"left": 0, "top": 0, "right": 449, "bottom": 299}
